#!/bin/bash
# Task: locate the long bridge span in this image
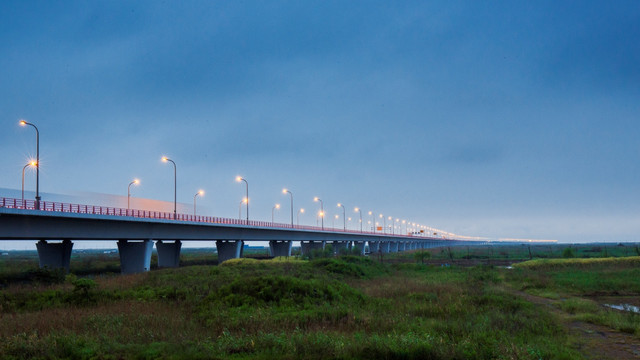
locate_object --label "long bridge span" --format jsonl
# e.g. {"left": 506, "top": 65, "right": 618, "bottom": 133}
{"left": 0, "top": 197, "right": 480, "bottom": 273}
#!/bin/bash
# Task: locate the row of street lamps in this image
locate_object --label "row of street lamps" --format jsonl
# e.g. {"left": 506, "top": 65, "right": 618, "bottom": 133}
{"left": 15, "top": 120, "right": 426, "bottom": 234}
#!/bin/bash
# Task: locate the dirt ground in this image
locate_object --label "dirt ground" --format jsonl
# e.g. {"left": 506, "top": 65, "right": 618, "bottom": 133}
{"left": 510, "top": 290, "right": 640, "bottom": 360}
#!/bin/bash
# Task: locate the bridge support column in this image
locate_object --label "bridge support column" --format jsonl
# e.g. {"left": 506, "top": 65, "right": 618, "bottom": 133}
{"left": 380, "top": 241, "right": 390, "bottom": 253}
{"left": 352, "top": 241, "right": 366, "bottom": 255}
{"left": 269, "top": 240, "right": 292, "bottom": 257}
{"left": 117, "top": 239, "right": 153, "bottom": 274}
{"left": 156, "top": 240, "right": 182, "bottom": 268}
{"left": 332, "top": 241, "right": 349, "bottom": 255}
{"left": 389, "top": 242, "right": 399, "bottom": 253}
{"left": 398, "top": 242, "right": 406, "bottom": 252}
{"left": 36, "top": 239, "right": 73, "bottom": 272}
{"left": 300, "top": 241, "right": 325, "bottom": 256}
{"left": 216, "top": 240, "right": 244, "bottom": 263}
{"left": 368, "top": 241, "right": 380, "bottom": 254}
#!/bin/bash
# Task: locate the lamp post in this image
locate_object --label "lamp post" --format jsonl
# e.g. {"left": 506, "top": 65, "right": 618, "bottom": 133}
{"left": 194, "top": 190, "right": 204, "bottom": 216}
{"left": 272, "top": 203, "right": 280, "bottom": 223}
{"left": 333, "top": 214, "right": 339, "bottom": 229}
{"left": 161, "top": 156, "right": 177, "bottom": 219}
{"left": 236, "top": 176, "right": 249, "bottom": 221}
{"left": 297, "top": 208, "right": 304, "bottom": 226}
{"left": 19, "top": 120, "right": 40, "bottom": 209}
{"left": 127, "top": 179, "right": 139, "bottom": 210}
{"left": 239, "top": 198, "right": 247, "bottom": 220}
{"left": 21, "top": 161, "right": 36, "bottom": 208}
{"left": 337, "top": 203, "right": 346, "bottom": 230}
{"left": 283, "top": 188, "right": 293, "bottom": 226}
{"left": 314, "top": 197, "right": 324, "bottom": 230}
{"left": 355, "top": 207, "right": 362, "bottom": 232}
{"left": 388, "top": 216, "right": 393, "bottom": 234}
{"left": 368, "top": 211, "right": 375, "bottom": 233}
{"left": 379, "top": 214, "right": 385, "bottom": 234}
{"left": 402, "top": 220, "right": 407, "bottom": 234}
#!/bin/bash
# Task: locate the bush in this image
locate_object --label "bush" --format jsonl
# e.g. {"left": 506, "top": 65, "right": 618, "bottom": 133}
{"left": 562, "top": 248, "right": 575, "bottom": 258}
{"left": 414, "top": 251, "right": 431, "bottom": 264}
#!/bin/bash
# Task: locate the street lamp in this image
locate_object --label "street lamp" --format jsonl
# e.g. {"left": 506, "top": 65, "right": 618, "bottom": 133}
{"left": 388, "top": 216, "right": 393, "bottom": 234}
{"left": 355, "top": 207, "right": 362, "bottom": 232}
{"left": 333, "top": 214, "right": 339, "bottom": 229}
{"left": 297, "top": 208, "right": 304, "bottom": 226}
{"left": 272, "top": 203, "right": 280, "bottom": 223}
{"left": 161, "top": 156, "right": 177, "bottom": 219}
{"left": 379, "top": 214, "right": 385, "bottom": 234}
{"left": 368, "top": 211, "right": 375, "bottom": 232}
{"left": 127, "top": 179, "right": 140, "bottom": 210}
{"left": 337, "top": 203, "right": 346, "bottom": 230}
{"left": 21, "top": 160, "right": 37, "bottom": 207}
{"left": 19, "top": 120, "right": 40, "bottom": 209}
{"left": 239, "top": 198, "right": 247, "bottom": 220}
{"left": 314, "top": 197, "right": 324, "bottom": 229}
{"left": 194, "top": 190, "right": 204, "bottom": 216}
{"left": 236, "top": 176, "right": 249, "bottom": 221}
{"left": 283, "top": 188, "right": 293, "bottom": 226}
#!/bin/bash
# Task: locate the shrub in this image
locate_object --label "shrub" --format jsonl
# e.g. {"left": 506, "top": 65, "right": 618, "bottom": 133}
{"left": 414, "top": 251, "right": 431, "bottom": 264}
{"left": 562, "top": 248, "right": 575, "bottom": 258}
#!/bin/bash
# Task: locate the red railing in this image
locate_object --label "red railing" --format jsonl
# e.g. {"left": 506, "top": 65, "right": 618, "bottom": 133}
{"left": 0, "top": 196, "right": 429, "bottom": 239}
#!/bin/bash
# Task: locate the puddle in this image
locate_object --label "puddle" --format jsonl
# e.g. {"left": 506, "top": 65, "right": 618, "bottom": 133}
{"left": 604, "top": 304, "right": 640, "bottom": 313}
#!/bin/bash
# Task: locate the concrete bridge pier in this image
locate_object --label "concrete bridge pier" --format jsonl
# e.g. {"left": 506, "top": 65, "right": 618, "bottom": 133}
{"left": 156, "top": 240, "right": 182, "bottom": 268}
{"left": 300, "top": 241, "right": 325, "bottom": 255}
{"left": 269, "top": 240, "right": 292, "bottom": 257}
{"left": 117, "top": 239, "right": 153, "bottom": 274}
{"left": 398, "top": 242, "right": 406, "bottom": 252}
{"left": 380, "top": 241, "right": 390, "bottom": 253}
{"left": 333, "top": 241, "right": 349, "bottom": 255}
{"left": 36, "top": 239, "right": 73, "bottom": 272}
{"left": 352, "top": 241, "right": 366, "bottom": 255}
{"left": 368, "top": 241, "right": 380, "bottom": 254}
{"left": 389, "top": 242, "right": 399, "bottom": 253}
{"left": 216, "top": 240, "right": 244, "bottom": 263}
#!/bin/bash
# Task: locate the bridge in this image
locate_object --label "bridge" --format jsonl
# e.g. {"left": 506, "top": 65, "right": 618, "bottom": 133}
{"left": 0, "top": 197, "right": 477, "bottom": 274}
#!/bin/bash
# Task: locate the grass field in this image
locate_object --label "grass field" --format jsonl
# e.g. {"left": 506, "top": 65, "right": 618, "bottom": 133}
{"left": 0, "top": 244, "right": 638, "bottom": 359}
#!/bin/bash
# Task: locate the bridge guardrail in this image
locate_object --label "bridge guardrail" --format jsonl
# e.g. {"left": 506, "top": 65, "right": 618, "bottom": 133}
{"left": 0, "top": 197, "right": 428, "bottom": 239}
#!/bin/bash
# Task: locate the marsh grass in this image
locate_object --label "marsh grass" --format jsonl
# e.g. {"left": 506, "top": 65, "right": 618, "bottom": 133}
{"left": 0, "top": 255, "right": 594, "bottom": 359}
{"left": 510, "top": 257, "right": 640, "bottom": 338}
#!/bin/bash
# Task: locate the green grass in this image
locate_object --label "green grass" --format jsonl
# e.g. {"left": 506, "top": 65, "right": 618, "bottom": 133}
{"left": 2, "top": 246, "right": 639, "bottom": 359}
{"left": 0, "top": 256, "right": 584, "bottom": 359}
{"left": 509, "top": 257, "right": 640, "bottom": 337}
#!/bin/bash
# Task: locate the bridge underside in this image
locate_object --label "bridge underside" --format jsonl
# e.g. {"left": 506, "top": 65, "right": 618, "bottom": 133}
{"left": 0, "top": 208, "right": 478, "bottom": 274}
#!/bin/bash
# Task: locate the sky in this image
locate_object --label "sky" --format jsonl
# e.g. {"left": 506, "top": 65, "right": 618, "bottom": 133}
{"left": 1, "top": 0, "right": 639, "bottom": 246}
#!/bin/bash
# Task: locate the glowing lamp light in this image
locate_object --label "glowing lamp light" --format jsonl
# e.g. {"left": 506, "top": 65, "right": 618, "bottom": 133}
{"left": 198, "top": 190, "right": 205, "bottom": 196}
{"left": 300, "top": 208, "right": 305, "bottom": 213}
{"left": 314, "top": 196, "right": 319, "bottom": 202}
{"left": 161, "top": 156, "right": 168, "bottom": 162}
{"left": 19, "top": 120, "right": 27, "bottom": 126}
{"left": 236, "top": 176, "right": 243, "bottom": 182}
{"left": 282, "top": 188, "right": 288, "bottom": 194}
{"left": 275, "top": 203, "right": 280, "bottom": 209}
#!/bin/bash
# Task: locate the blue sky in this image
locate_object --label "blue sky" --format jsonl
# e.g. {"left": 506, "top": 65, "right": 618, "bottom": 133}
{"left": 1, "top": 1, "right": 639, "bottom": 244}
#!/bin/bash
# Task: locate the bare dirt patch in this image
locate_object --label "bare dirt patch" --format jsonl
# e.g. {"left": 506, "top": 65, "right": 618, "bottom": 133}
{"left": 510, "top": 289, "right": 640, "bottom": 360}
